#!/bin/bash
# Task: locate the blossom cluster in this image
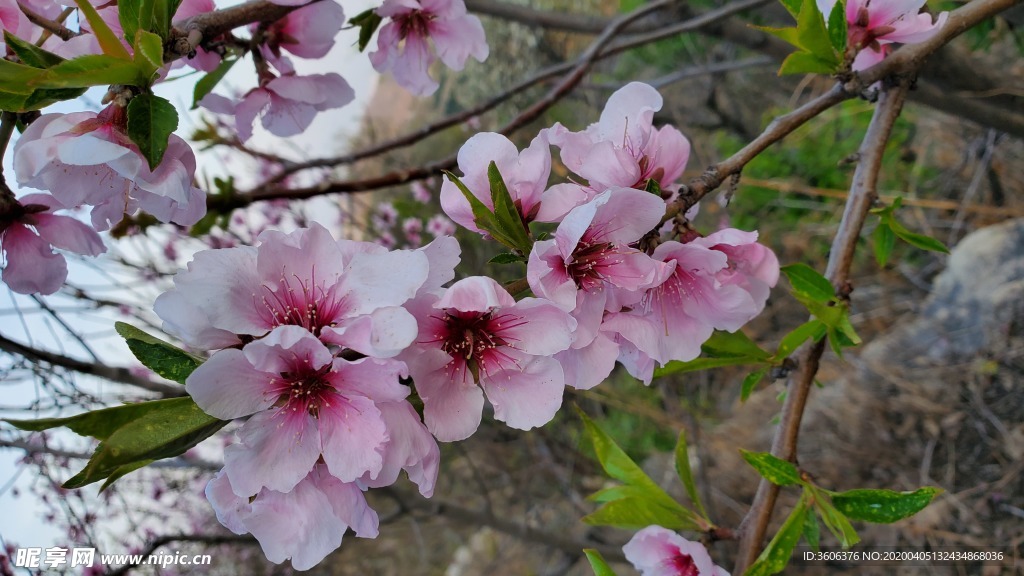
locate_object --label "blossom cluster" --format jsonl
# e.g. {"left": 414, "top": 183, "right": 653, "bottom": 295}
{"left": 442, "top": 82, "right": 780, "bottom": 385}
{"left": 818, "top": 0, "right": 947, "bottom": 70}
{"left": 625, "top": 526, "right": 730, "bottom": 576}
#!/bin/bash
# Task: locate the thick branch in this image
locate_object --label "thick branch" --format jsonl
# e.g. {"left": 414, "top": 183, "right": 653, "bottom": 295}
{"left": 733, "top": 78, "right": 912, "bottom": 573}
{"left": 0, "top": 333, "right": 184, "bottom": 397}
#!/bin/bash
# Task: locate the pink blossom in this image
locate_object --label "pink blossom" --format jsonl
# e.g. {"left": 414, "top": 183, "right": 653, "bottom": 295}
{"left": 411, "top": 181, "right": 432, "bottom": 203}
{"left": 426, "top": 214, "right": 456, "bottom": 237}
{"left": 528, "top": 188, "right": 667, "bottom": 389}
{"left": 260, "top": 0, "right": 344, "bottom": 60}
{"left": 369, "top": 0, "right": 488, "bottom": 96}
{"left": 817, "top": 0, "right": 947, "bottom": 71}
{"left": 206, "top": 465, "right": 378, "bottom": 571}
{"left": 548, "top": 82, "right": 690, "bottom": 193}
{"left": 13, "top": 109, "right": 206, "bottom": 231}
{"left": 173, "top": 0, "right": 221, "bottom": 71}
{"left": 359, "top": 400, "right": 440, "bottom": 497}
{"left": 1, "top": 194, "right": 105, "bottom": 295}
{"left": 2, "top": 0, "right": 59, "bottom": 46}
{"left": 153, "top": 224, "right": 455, "bottom": 357}
{"left": 200, "top": 72, "right": 354, "bottom": 142}
{"left": 187, "top": 325, "right": 408, "bottom": 495}
{"left": 689, "top": 229, "right": 779, "bottom": 308}
{"left": 623, "top": 526, "right": 730, "bottom": 576}
{"left": 401, "top": 276, "right": 575, "bottom": 441}
{"left": 440, "top": 132, "right": 553, "bottom": 235}
{"left": 602, "top": 234, "right": 774, "bottom": 383}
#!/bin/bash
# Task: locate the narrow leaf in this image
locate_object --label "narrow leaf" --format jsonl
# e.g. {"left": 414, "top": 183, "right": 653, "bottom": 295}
{"left": 778, "top": 51, "right": 839, "bottom": 75}
{"left": 803, "top": 510, "right": 821, "bottom": 553}
{"left": 778, "top": 0, "right": 802, "bottom": 19}
{"left": 442, "top": 170, "right": 496, "bottom": 239}
{"left": 98, "top": 459, "right": 154, "bottom": 492}
{"left": 741, "top": 450, "right": 803, "bottom": 486}
{"left": 0, "top": 59, "right": 44, "bottom": 92}
{"left": 674, "top": 430, "right": 708, "bottom": 520}
{"left": 584, "top": 497, "right": 697, "bottom": 530}
{"left": 119, "top": 0, "right": 154, "bottom": 45}
{"left": 3, "top": 31, "right": 65, "bottom": 68}
{"left": 872, "top": 220, "right": 896, "bottom": 267}
{"left": 889, "top": 220, "right": 950, "bottom": 254}
{"left": 774, "top": 320, "right": 827, "bottom": 360}
{"left": 348, "top": 9, "right": 383, "bottom": 52}
{"left": 831, "top": 487, "right": 942, "bottom": 524}
{"left": 815, "top": 491, "right": 861, "bottom": 548}
{"left": 126, "top": 93, "right": 179, "bottom": 170}
{"left": 827, "top": 0, "right": 848, "bottom": 55}
{"left": 741, "top": 367, "right": 769, "bottom": 401}
{"left": 488, "top": 252, "right": 526, "bottom": 265}
{"left": 795, "top": 0, "right": 839, "bottom": 66}
{"left": 5, "top": 401, "right": 171, "bottom": 439}
{"left": 191, "top": 56, "right": 237, "bottom": 109}
{"left": 584, "top": 549, "right": 618, "bottom": 576}
{"left": 134, "top": 29, "right": 165, "bottom": 77}
{"left": 75, "top": 0, "right": 133, "bottom": 60}
{"left": 31, "top": 55, "right": 145, "bottom": 89}
{"left": 653, "top": 356, "right": 763, "bottom": 378}
{"left": 781, "top": 263, "right": 835, "bottom": 303}
{"left": 746, "top": 492, "right": 810, "bottom": 576}
{"left": 701, "top": 329, "right": 772, "bottom": 360}
{"left": 487, "top": 161, "right": 534, "bottom": 254}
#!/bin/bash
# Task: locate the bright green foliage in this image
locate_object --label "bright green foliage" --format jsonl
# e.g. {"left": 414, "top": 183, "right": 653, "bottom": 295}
{"left": 192, "top": 57, "right": 239, "bottom": 108}
{"left": 127, "top": 94, "right": 179, "bottom": 169}
{"left": 871, "top": 197, "right": 950, "bottom": 267}
{"left": 75, "top": 0, "right": 133, "bottom": 60}
{"left": 831, "top": 487, "right": 942, "bottom": 524}
{"left": 114, "top": 322, "right": 202, "bottom": 384}
{"left": 741, "top": 450, "right": 804, "bottom": 486}
{"left": 780, "top": 264, "right": 861, "bottom": 358}
{"left": 349, "top": 9, "right": 384, "bottom": 52}
{"left": 654, "top": 330, "right": 772, "bottom": 378}
{"left": 584, "top": 549, "right": 618, "bottom": 576}
{"left": 442, "top": 165, "right": 534, "bottom": 255}
{"left": 745, "top": 492, "right": 811, "bottom": 575}
{"left": 674, "top": 430, "right": 709, "bottom": 521}
{"left": 119, "top": 0, "right": 155, "bottom": 46}
{"left": 6, "top": 398, "right": 225, "bottom": 491}
{"left": 756, "top": 0, "right": 845, "bottom": 75}
{"left": 578, "top": 410, "right": 701, "bottom": 530}
{"left": 133, "top": 30, "right": 166, "bottom": 79}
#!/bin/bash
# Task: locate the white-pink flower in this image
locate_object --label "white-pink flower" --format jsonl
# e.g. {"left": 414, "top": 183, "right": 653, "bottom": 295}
{"left": 260, "top": 0, "right": 344, "bottom": 60}
{"left": 369, "top": 0, "right": 488, "bottom": 96}
{"left": 527, "top": 187, "right": 667, "bottom": 389}
{"left": 426, "top": 214, "right": 456, "bottom": 237}
{"left": 201, "top": 72, "right": 354, "bottom": 142}
{"left": 440, "top": 132, "right": 556, "bottom": 235}
{"left": 1, "top": 194, "right": 105, "bottom": 295}
{"left": 13, "top": 109, "right": 206, "bottom": 231}
{"left": 401, "top": 276, "right": 575, "bottom": 441}
{"left": 186, "top": 325, "right": 411, "bottom": 496}
{"left": 548, "top": 82, "right": 691, "bottom": 193}
{"left": 623, "top": 526, "right": 730, "bottom": 576}
{"left": 206, "top": 465, "right": 379, "bottom": 571}
{"left": 153, "top": 223, "right": 454, "bottom": 356}
{"left": 818, "top": 0, "right": 947, "bottom": 71}
{"left": 602, "top": 233, "right": 776, "bottom": 384}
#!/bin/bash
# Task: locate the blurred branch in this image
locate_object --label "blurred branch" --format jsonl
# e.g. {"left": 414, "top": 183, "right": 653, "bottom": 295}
{"left": 0, "top": 332, "right": 184, "bottom": 397}
{"left": 734, "top": 77, "right": 913, "bottom": 574}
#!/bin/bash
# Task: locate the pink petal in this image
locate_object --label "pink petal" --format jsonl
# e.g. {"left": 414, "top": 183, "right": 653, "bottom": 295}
{"left": 481, "top": 355, "right": 564, "bottom": 430}
{"left": 317, "top": 395, "right": 387, "bottom": 482}
{"left": 31, "top": 213, "right": 105, "bottom": 256}
{"left": 185, "top": 348, "right": 278, "bottom": 419}
{"left": 1, "top": 225, "right": 65, "bottom": 294}
{"left": 322, "top": 307, "right": 419, "bottom": 358}
{"left": 435, "top": 276, "right": 516, "bottom": 311}
{"left": 224, "top": 409, "right": 322, "bottom": 497}
{"left": 361, "top": 401, "right": 440, "bottom": 497}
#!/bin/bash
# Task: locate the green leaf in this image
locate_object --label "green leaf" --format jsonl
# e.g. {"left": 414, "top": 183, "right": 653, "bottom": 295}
{"left": 815, "top": 491, "right": 860, "bottom": 548}
{"left": 803, "top": 509, "right": 821, "bottom": 553}
{"left": 133, "top": 29, "right": 165, "bottom": 78}
{"left": 795, "top": 0, "right": 838, "bottom": 66}
{"left": 781, "top": 263, "right": 835, "bottom": 303}
{"left": 127, "top": 93, "right": 179, "bottom": 170}
{"left": 191, "top": 56, "right": 237, "bottom": 109}
{"left": 487, "top": 162, "right": 534, "bottom": 254}
{"left": 152, "top": 0, "right": 183, "bottom": 40}
{"left": 588, "top": 484, "right": 650, "bottom": 503}
{"left": 584, "top": 497, "right": 696, "bottom": 530}
{"left": 119, "top": 0, "right": 155, "bottom": 46}
{"left": 643, "top": 178, "right": 662, "bottom": 197}
{"left": 774, "top": 320, "right": 827, "bottom": 360}
{"left": 702, "top": 330, "right": 772, "bottom": 360}
{"left": 19, "top": 87, "right": 88, "bottom": 111}
{"left": 0, "top": 59, "right": 45, "bottom": 93}
{"left": 888, "top": 220, "right": 950, "bottom": 254}
{"left": 488, "top": 252, "right": 526, "bottom": 265}
{"left": 584, "top": 549, "right": 618, "bottom": 576}
{"left": 741, "top": 367, "right": 769, "bottom": 401}
{"left": 831, "top": 487, "right": 942, "bottom": 524}
{"left": 778, "top": 0, "right": 802, "bottom": 19}
{"left": 115, "top": 322, "right": 203, "bottom": 384}
{"left": 75, "top": 0, "right": 133, "bottom": 60}
{"left": 63, "top": 397, "right": 226, "bottom": 489}
{"left": 779, "top": 51, "right": 839, "bottom": 75}
{"left": 348, "top": 9, "right": 383, "bottom": 52}
{"left": 674, "top": 430, "right": 708, "bottom": 520}
{"left": 3, "top": 31, "right": 65, "bottom": 68}
{"left": 872, "top": 220, "right": 896, "bottom": 267}
{"left": 31, "top": 55, "right": 146, "bottom": 89}
{"left": 753, "top": 24, "right": 802, "bottom": 48}
{"left": 443, "top": 171, "right": 497, "bottom": 237}
{"left": 827, "top": 0, "right": 848, "bottom": 55}
{"left": 740, "top": 450, "right": 803, "bottom": 486}
{"left": 5, "top": 401, "right": 173, "bottom": 438}
{"left": 654, "top": 356, "right": 764, "bottom": 378}
{"left": 98, "top": 459, "right": 154, "bottom": 492}
{"left": 746, "top": 492, "right": 810, "bottom": 576}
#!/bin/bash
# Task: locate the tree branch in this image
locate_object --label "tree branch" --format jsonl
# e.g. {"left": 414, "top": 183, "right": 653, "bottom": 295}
{"left": 733, "top": 76, "right": 912, "bottom": 574}
{"left": 0, "top": 333, "right": 184, "bottom": 397}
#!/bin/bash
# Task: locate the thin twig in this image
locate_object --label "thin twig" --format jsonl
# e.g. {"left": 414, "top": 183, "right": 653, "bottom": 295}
{"left": 733, "top": 77, "right": 912, "bottom": 573}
